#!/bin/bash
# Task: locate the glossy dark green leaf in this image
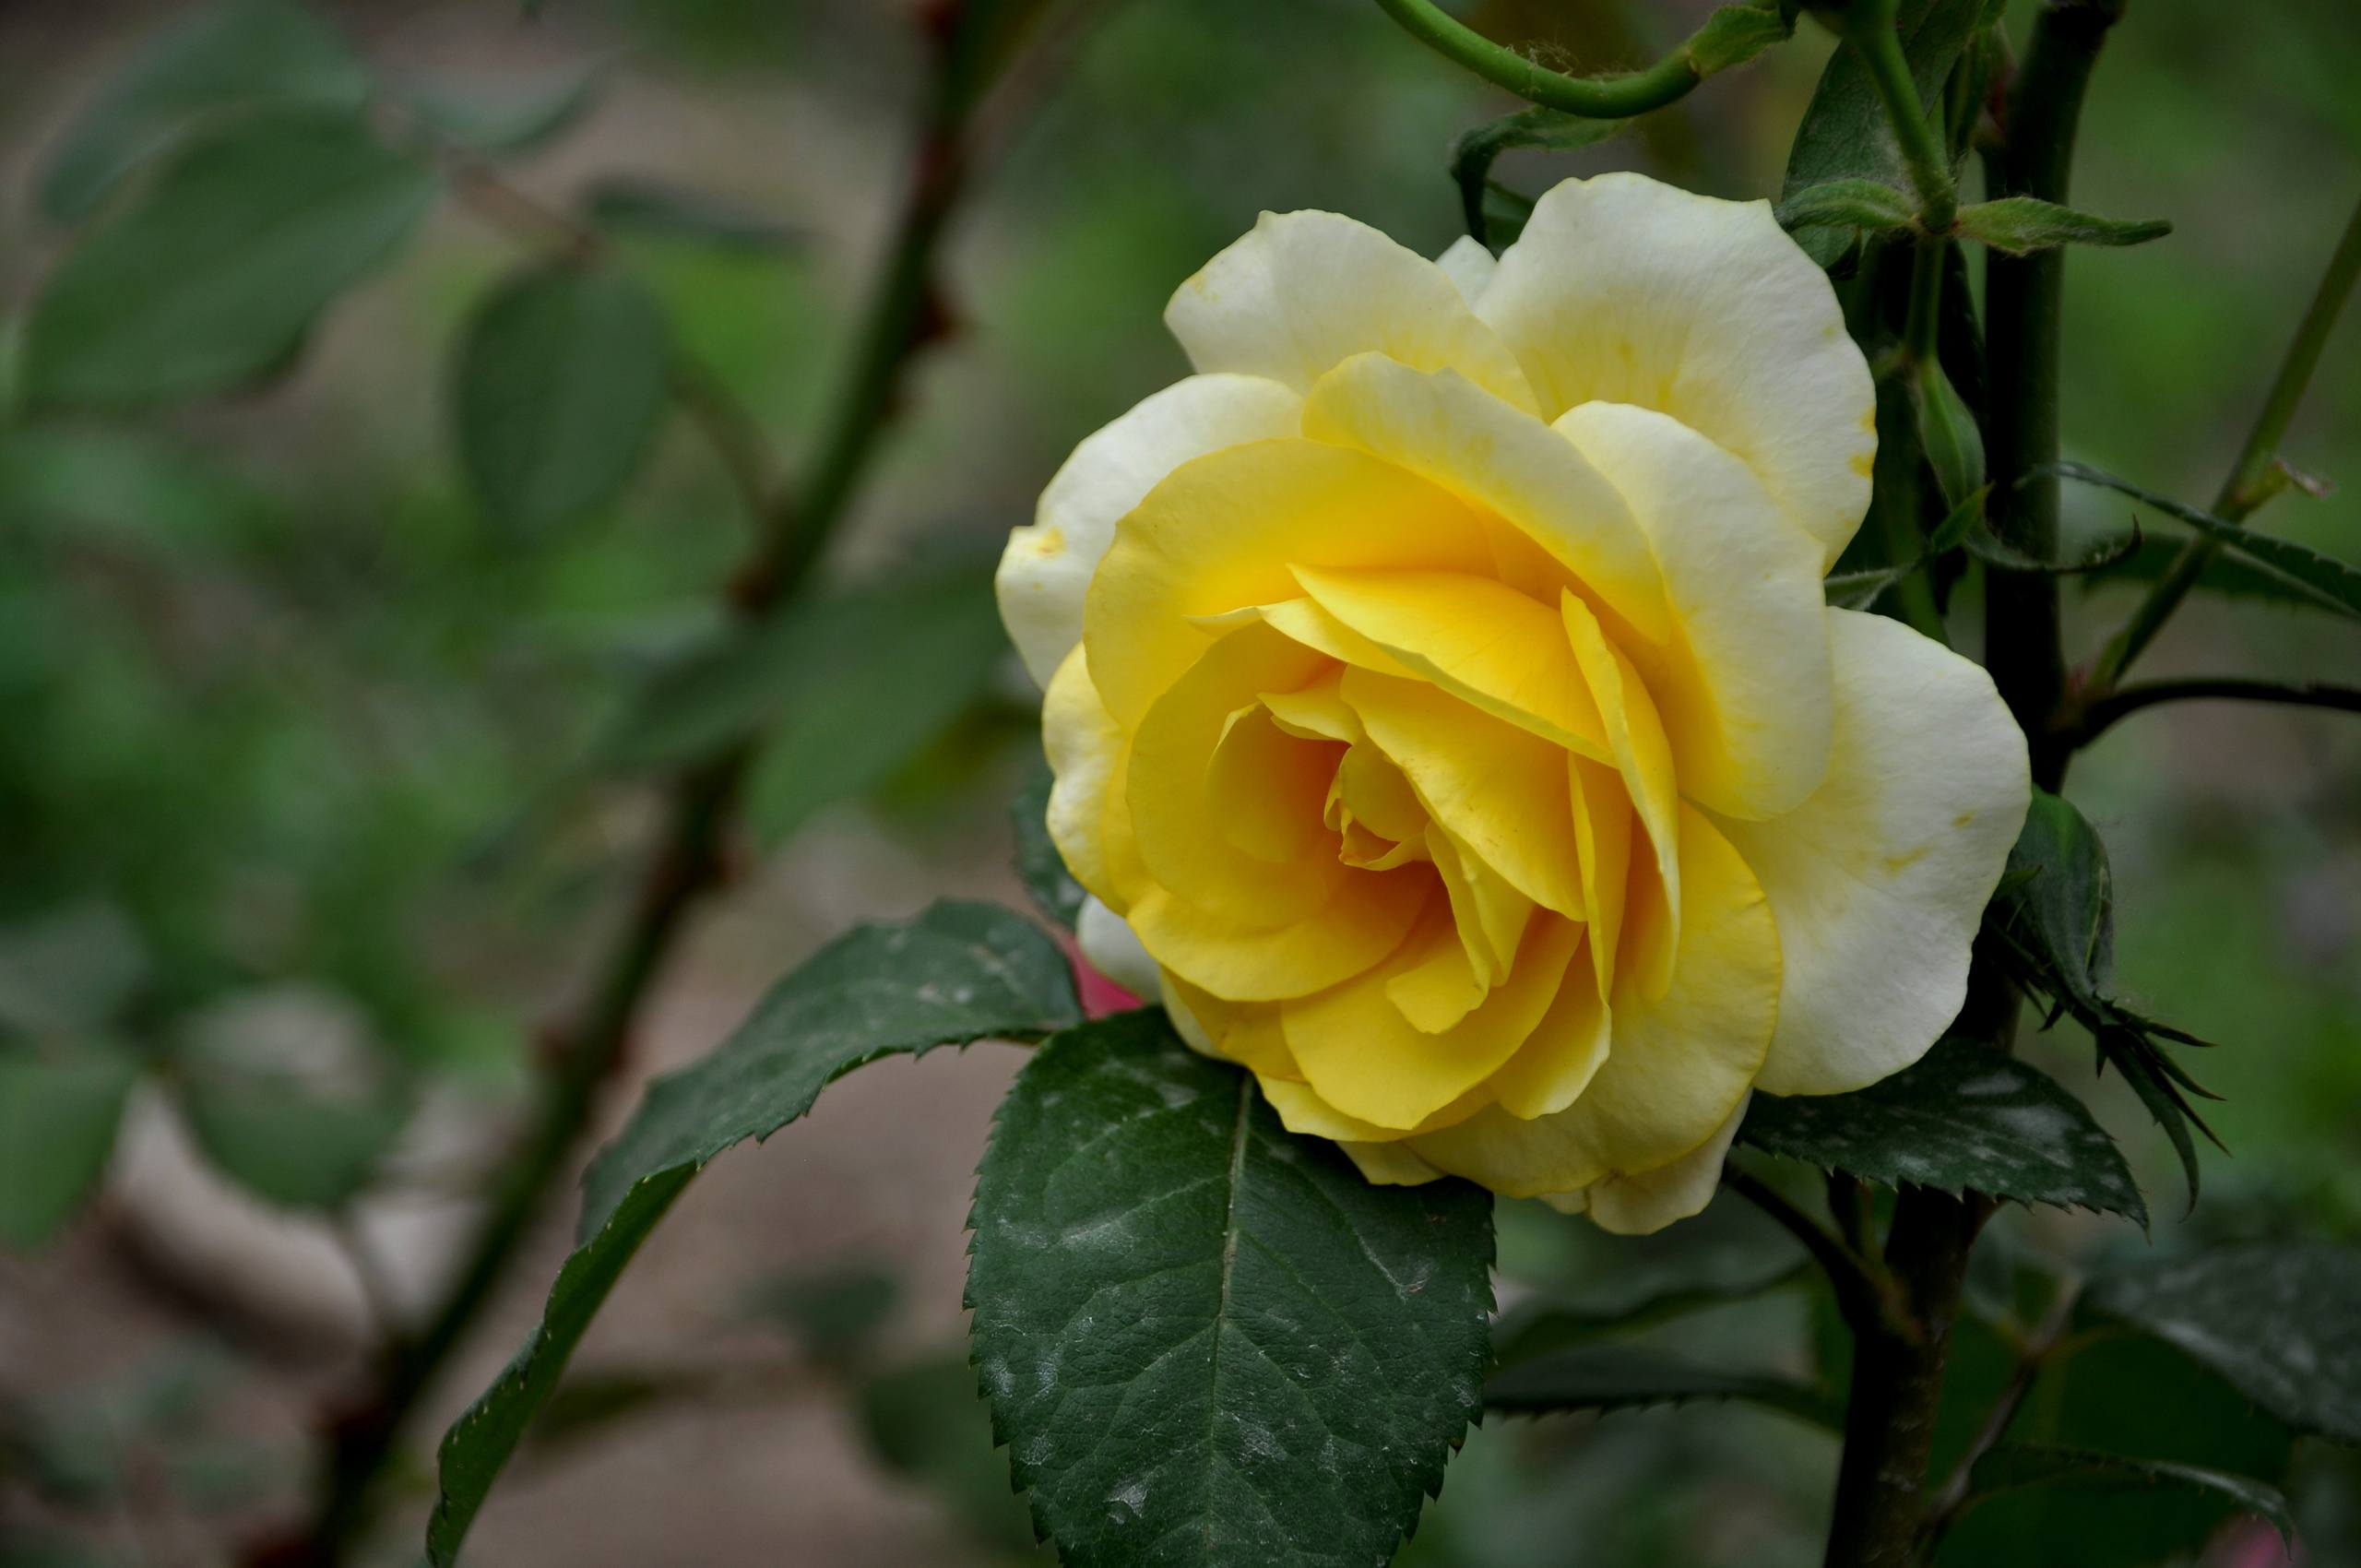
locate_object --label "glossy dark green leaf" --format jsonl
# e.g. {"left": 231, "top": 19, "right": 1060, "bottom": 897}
{"left": 1774, "top": 177, "right": 1916, "bottom": 237}
{"left": 742, "top": 576, "right": 1008, "bottom": 844}
{"left": 1738, "top": 1038, "right": 2144, "bottom": 1223}
{"left": 1487, "top": 1345, "right": 1839, "bottom": 1430}
{"left": 0, "top": 1053, "right": 138, "bottom": 1249}
{"left": 1011, "top": 754, "right": 1084, "bottom": 931}
{"left": 1780, "top": 0, "right": 1989, "bottom": 267}
{"left": 968, "top": 1009, "right": 1494, "bottom": 1568}
{"left": 582, "top": 177, "right": 804, "bottom": 254}
{"left": 1960, "top": 1446, "right": 2292, "bottom": 1548}
{"left": 454, "top": 265, "right": 672, "bottom": 535}
{"left": 2049, "top": 460, "right": 2361, "bottom": 620}
{"left": 175, "top": 1076, "right": 410, "bottom": 1210}
{"left": 1450, "top": 107, "right": 1626, "bottom": 243}
{"left": 1953, "top": 197, "right": 2172, "bottom": 257}
{"left": 24, "top": 111, "right": 437, "bottom": 410}
{"left": 404, "top": 65, "right": 605, "bottom": 156}
{"left": 428, "top": 901, "right": 1079, "bottom": 1566}
{"left": 2086, "top": 1244, "right": 2361, "bottom": 1445}
{"left": 38, "top": 0, "right": 372, "bottom": 221}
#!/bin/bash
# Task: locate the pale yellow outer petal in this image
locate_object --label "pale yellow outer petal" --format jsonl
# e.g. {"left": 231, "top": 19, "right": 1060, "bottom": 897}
{"left": 1165, "top": 209, "right": 1536, "bottom": 410}
{"left": 1076, "top": 895, "right": 1158, "bottom": 998}
{"left": 1477, "top": 172, "right": 1876, "bottom": 568}
{"left": 1541, "top": 1094, "right": 1749, "bottom": 1235}
{"left": 1039, "top": 645, "right": 1127, "bottom": 909}
{"left": 1557, "top": 401, "right": 1835, "bottom": 822}
{"left": 1716, "top": 611, "right": 2030, "bottom": 1097}
{"left": 1396, "top": 806, "right": 1778, "bottom": 1197}
{"left": 1297, "top": 353, "right": 1670, "bottom": 643}
{"left": 997, "top": 374, "right": 1301, "bottom": 688}
{"left": 1434, "top": 234, "right": 1497, "bottom": 304}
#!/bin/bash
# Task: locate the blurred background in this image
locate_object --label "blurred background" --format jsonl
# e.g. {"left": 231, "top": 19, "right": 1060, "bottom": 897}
{"left": 0, "top": 1, "right": 2354, "bottom": 1564}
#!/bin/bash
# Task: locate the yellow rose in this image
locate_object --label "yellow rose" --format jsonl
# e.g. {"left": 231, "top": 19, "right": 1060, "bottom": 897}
{"left": 996, "top": 173, "right": 2031, "bottom": 1233}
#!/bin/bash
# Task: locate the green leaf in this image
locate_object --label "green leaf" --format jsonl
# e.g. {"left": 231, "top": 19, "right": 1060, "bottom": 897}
{"left": 427, "top": 901, "right": 1077, "bottom": 1567}
{"left": 1450, "top": 107, "right": 1626, "bottom": 244}
{"left": 1684, "top": 2, "right": 1795, "bottom": 77}
{"left": 2082, "top": 536, "right": 2351, "bottom": 615}
{"left": 582, "top": 176, "right": 804, "bottom": 254}
{"left": 404, "top": 65, "right": 605, "bottom": 156}
{"left": 1774, "top": 178, "right": 1917, "bottom": 237}
{"left": 1953, "top": 197, "right": 2172, "bottom": 257}
{"left": 1824, "top": 559, "right": 1922, "bottom": 612}
{"left": 1490, "top": 1260, "right": 1809, "bottom": 1368}
{"left": 24, "top": 110, "right": 438, "bottom": 410}
{"left": 37, "top": 0, "right": 372, "bottom": 221}
{"left": 1984, "top": 790, "right": 2221, "bottom": 1205}
{"left": 1780, "top": 0, "right": 1989, "bottom": 267}
{"left": 174, "top": 1076, "right": 410, "bottom": 1211}
{"left": 967, "top": 1009, "right": 1495, "bottom": 1568}
{"left": 2049, "top": 460, "right": 2361, "bottom": 619}
{"left": 1738, "top": 1038, "right": 2144, "bottom": 1224}
{"left": 0, "top": 903, "right": 148, "bottom": 1038}
{"left": 2086, "top": 1244, "right": 2361, "bottom": 1445}
{"left": 741, "top": 576, "right": 1009, "bottom": 844}
{"left": 1486, "top": 1345, "right": 1840, "bottom": 1430}
{"left": 1961, "top": 1445, "right": 2292, "bottom": 1547}
{"left": 1011, "top": 754, "right": 1084, "bottom": 931}
{"left": 453, "top": 264, "right": 672, "bottom": 535}
{"left": 0, "top": 1053, "right": 138, "bottom": 1249}
{"left": 738, "top": 1262, "right": 899, "bottom": 1366}
{"left": 601, "top": 565, "right": 999, "bottom": 777}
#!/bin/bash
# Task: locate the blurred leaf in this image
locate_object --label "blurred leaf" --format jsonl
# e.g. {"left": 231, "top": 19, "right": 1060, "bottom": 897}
{"left": 2084, "top": 536, "right": 2352, "bottom": 613}
{"left": 1010, "top": 754, "right": 1083, "bottom": 932}
{"left": 1984, "top": 790, "right": 2219, "bottom": 1206}
{"left": 0, "top": 902, "right": 148, "bottom": 1037}
{"left": 1953, "top": 198, "right": 2172, "bottom": 257}
{"left": 601, "top": 565, "right": 997, "bottom": 775}
{"left": 24, "top": 110, "right": 438, "bottom": 410}
{"left": 739, "top": 1263, "right": 899, "bottom": 1366}
{"left": 429, "top": 901, "right": 1080, "bottom": 1568}
{"left": 1961, "top": 1445, "right": 2292, "bottom": 1546}
{"left": 583, "top": 177, "right": 804, "bottom": 254}
{"left": 174, "top": 1075, "right": 409, "bottom": 1210}
{"left": 2050, "top": 460, "right": 2361, "bottom": 620}
{"left": 454, "top": 264, "right": 672, "bottom": 535}
{"left": 1738, "top": 1037, "right": 2146, "bottom": 1224}
{"left": 1775, "top": 177, "right": 1916, "bottom": 237}
{"left": 2086, "top": 1244, "right": 2361, "bottom": 1445}
{"left": 0, "top": 1052, "right": 137, "bottom": 1249}
{"left": 1450, "top": 108, "right": 1626, "bottom": 244}
{"left": 405, "top": 65, "right": 605, "bottom": 156}
{"left": 1487, "top": 1345, "right": 1839, "bottom": 1430}
{"left": 968, "top": 1009, "right": 1494, "bottom": 1568}
{"left": 38, "top": 0, "right": 371, "bottom": 221}
{"left": 858, "top": 1352, "right": 1047, "bottom": 1560}
{"left": 0, "top": 429, "right": 278, "bottom": 553}
{"left": 1781, "top": 0, "right": 1988, "bottom": 267}
{"left": 741, "top": 576, "right": 1008, "bottom": 844}
{"left": 1491, "top": 1260, "right": 1809, "bottom": 1369}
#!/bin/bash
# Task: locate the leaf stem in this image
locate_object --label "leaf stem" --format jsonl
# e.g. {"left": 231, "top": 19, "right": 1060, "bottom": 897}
{"left": 1724, "top": 1164, "right": 1907, "bottom": 1339}
{"left": 2086, "top": 192, "right": 2361, "bottom": 691}
{"left": 1842, "top": 0, "right": 1958, "bottom": 233}
{"left": 1370, "top": 0, "right": 1720, "bottom": 117}
{"left": 2070, "top": 675, "right": 2361, "bottom": 743}
{"left": 1919, "top": 1282, "right": 2081, "bottom": 1551}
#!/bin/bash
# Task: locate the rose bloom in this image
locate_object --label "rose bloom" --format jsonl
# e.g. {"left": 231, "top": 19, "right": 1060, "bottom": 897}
{"left": 997, "top": 173, "right": 2030, "bottom": 1233}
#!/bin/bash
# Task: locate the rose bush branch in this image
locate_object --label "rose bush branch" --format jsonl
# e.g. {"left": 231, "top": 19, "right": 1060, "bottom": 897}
{"left": 1371, "top": 0, "right": 1793, "bottom": 118}
{"left": 263, "top": 8, "right": 1043, "bottom": 1561}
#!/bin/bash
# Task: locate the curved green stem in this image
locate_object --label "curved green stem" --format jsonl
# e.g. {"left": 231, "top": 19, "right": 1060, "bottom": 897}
{"left": 2087, "top": 193, "right": 2361, "bottom": 691}
{"left": 2072, "top": 675, "right": 2361, "bottom": 743}
{"left": 1370, "top": 0, "right": 1708, "bottom": 117}
{"left": 1842, "top": 0, "right": 1959, "bottom": 232}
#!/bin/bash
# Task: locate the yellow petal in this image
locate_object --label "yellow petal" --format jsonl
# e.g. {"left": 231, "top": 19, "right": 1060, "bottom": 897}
{"left": 1557, "top": 401, "right": 1833, "bottom": 820}
{"left": 1205, "top": 702, "right": 1341, "bottom": 864}
{"left": 1260, "top": 668, "right": 1362, "bottom": 743}
{"left": 1298, "top": 352, "right": 1670, "bottom": 643}
{"left": 999, "top": 374, "right": 1302, "bottom": 687}
{"left": 1161, "top": 973, "right": 1301, "bottom": 1081}
{"left": 1040, "top": 644, "right": 1128, "bottom": 909}
{"left": 1086, "top": 438, "right": 1498, "bottom": 727}
{"left": 1384, "top": 921, "right": 1487, "bottom": 1034}
{"left": 1128, "top": 622, "right": 1342, "bottom": 923}
{"left": 1291, "top": 564, "right": 1611, "bottom": 761}
{"left": 1427, "top": 824, "right": 1535, "bottom": 987}
{"left": 1261, "top": 1076, "right": 1488, "bottom": 1145}
{"left": 1165, "top": 209, "right": 1536, "bottom": 410}
{"left": 1337, "top": 1140, "right": 1449, "bottom": 1186}
{"left": 1477, "top": 172, "right": 1875, "bottom": 568}
{"left": 1284, "top": 909, "right": 1583, "bottom": 1129}
{"left": 1344, "top": 669, "right": 1585, "bottom": 918}
{"left": 1401, "top": 806, "right": 1777, "bottom": 1196}
{"left": 1128, "top": 869, "right": 1430, "bottom": 1004}
{"left": 1568, "top": 754, "right": 1631, "bottom": 997}
{"left": 1541, "top": 1093, "right": 1748, "bottom": 1234}
{"left": 1716, "top": 610, "right": 2029, "bottom": 1095}
{"left": 1485, "top": 945, "right": 1611, "bottom": 1119}
{"left": 1560, "top": 588, "right": 1680, "bottom": 983}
